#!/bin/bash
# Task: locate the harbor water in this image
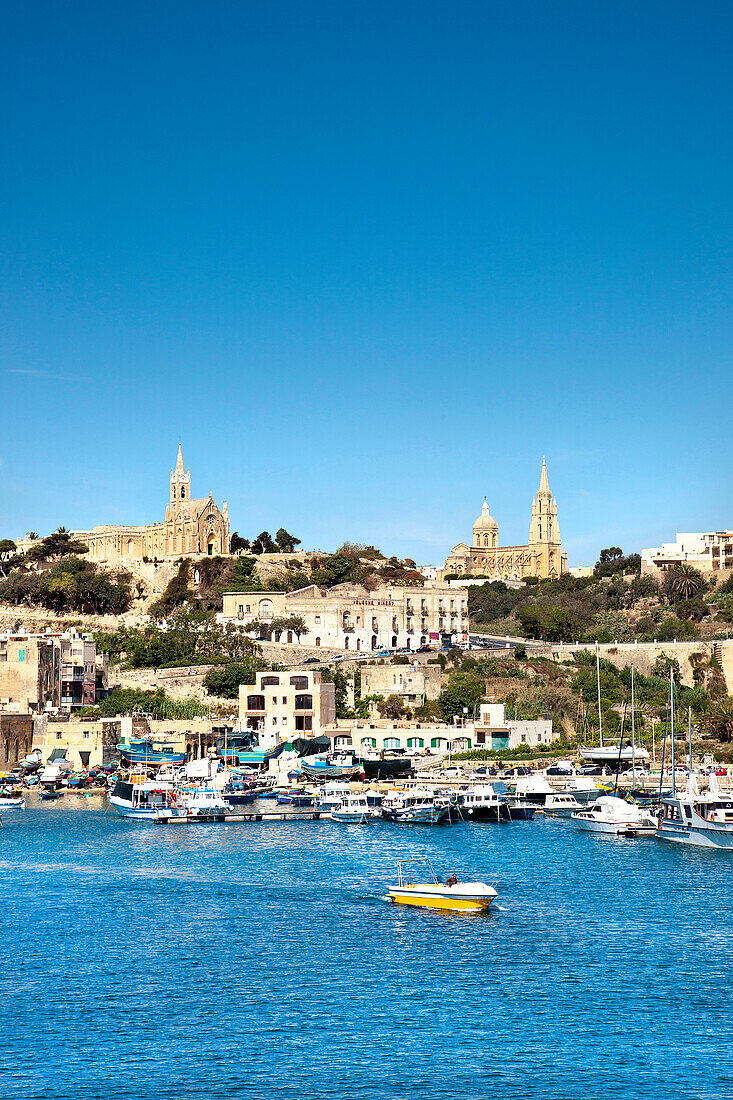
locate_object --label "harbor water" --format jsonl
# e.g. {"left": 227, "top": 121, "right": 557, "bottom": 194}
{"left": 2, "top": 795, "right": 733, "bottom": 1100}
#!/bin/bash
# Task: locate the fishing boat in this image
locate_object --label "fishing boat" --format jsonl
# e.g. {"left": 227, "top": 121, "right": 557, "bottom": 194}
{"left": 163, "top": 786, "right": 231, "bottom": 820}
{"left": 331, "top": 794, "right": 371, "bottom": 823}
{"left": 360, "top": 753, "right": 413, "bottom": 781}
{"left": 458, "top": 784, "right": 509, "bottom": 821}
{"left": 276, "top": 788, "right": 314, "bottom": 807}
{"left": 300, "top": 751, "right": 364, "bottom": 781}
{"left": 117, "top": 737, "right": 185, "bottom": 766}
{"left": 656, "top": 770, "right": 733, "bottom": 849}
{"left": 38, "top": 752, "right": 74, "bottom": 789}
{"left": 108, "top": 777, "right": 174, "bottom": 818}
{"left": 571, "top": 795, "right": 657, "bottom": 836}
{"left": 314, "top": 782, "right": 353, "bottom": 816}
{"left": 18, "top": 748, "right": 42, "bottom": 773}
{"left": 386, "top": 858, "right": 498, "bottom": 913}
{"left": 381, "top": 788, "right": 451, "bottom": 824}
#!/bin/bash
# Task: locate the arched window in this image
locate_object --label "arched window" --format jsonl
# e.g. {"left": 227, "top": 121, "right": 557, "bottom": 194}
{"left": 538, "top": 523, "right": 542, "bottom": 540}
{"left": 247, "top": 695, "right": 265, "bottom": 711}
{"left": 315, "top": 637, "right": 321, "bottom": 647}
{"left": 261, "top": 676, "right": 280, "bottom": 687}
{"left": 290, "top": 676, "right": 308, "bottom": 689}
{"left": 407, "top": 737, "right": 424, "bottom": 749}
{"left": 431, "top": 737, "right": 448, "bottom": 749}
{"left": 259, "top": 599, "right": 273, "bottom": 619}
{"left": 356, "top": 639, "right": 361, "bottom": 651}
{"left": 361, "top": 737, "right": 377, "bottom": 749}
{"left": 384, "top": 737, "right": 400, "bottom": 750}
{"left": 344, "top": 636, "right": 349, "bottom": 649}
{"left": 181, "top": 487, "right": 186, "bottom": 499}
{"left": 295, "top": 694, "right": 313, "bottom": 710}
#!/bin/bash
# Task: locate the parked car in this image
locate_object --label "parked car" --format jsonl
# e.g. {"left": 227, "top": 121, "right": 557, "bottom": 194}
{"left": 439, "top": 766, "right": 464, "bottom": 779}
{"left": 302, "top": 657, "right": 320, "bottom": 664}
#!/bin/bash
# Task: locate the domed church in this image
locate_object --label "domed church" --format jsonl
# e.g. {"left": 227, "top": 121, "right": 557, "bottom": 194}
{"left": 442, "top": 459, "right": 567, "bottom": 581}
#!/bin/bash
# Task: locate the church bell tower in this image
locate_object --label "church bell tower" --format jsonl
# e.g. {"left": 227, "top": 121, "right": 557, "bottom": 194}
{"left": 169, "top": 443, "right": 191, "bottom": 520}
{"left": 528, "top": 458, "right": 564, "bottom": 578}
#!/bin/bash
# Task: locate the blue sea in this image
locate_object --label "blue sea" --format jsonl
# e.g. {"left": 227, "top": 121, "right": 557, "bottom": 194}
{"left": 2, "top": 795, "right": 732, "bottom": 1100}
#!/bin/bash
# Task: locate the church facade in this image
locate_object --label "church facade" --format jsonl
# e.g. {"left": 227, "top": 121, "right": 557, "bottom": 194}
{"left": 74, "top": 445, "right": 230, "bottom": 563}
{"left": 442, "top": 459, "right": 567, "bottom": 581}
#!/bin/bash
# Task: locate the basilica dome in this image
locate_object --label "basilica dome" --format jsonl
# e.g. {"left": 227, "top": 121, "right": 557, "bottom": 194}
{"left": 473, "top": 497, "right": 498, "bottom": 532}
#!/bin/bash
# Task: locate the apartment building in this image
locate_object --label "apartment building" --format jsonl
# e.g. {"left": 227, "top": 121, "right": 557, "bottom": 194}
{"left": 238, "top": 668, "right": 336, "bottom": 747}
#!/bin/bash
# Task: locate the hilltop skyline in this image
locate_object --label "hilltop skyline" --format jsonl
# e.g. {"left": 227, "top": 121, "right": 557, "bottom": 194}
{"left": 2, "top": 1, "right": 731, "bottom": 563}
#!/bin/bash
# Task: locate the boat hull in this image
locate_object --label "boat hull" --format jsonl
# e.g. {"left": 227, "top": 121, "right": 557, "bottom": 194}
{"left": 574, "top": 818, "right": 656, "bottom": 836}
{"left": 657, "top": 823, "right": 733, "bottom": 848}
{"left": 382, "top": 806, "right": 450, "bottom": 824}
{"left": 331, "top": 811, "right": 370, "bottom": 824}
{"left": 387, "top": 886, "right": 495, "bottom": 912}
{"left": 362, "top": 758, "right": 413, "bottom": 780}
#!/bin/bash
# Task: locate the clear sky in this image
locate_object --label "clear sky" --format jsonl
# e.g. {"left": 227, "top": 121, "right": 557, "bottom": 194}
{"left": 2, "top": 0, "right": 731, "bottom": 567}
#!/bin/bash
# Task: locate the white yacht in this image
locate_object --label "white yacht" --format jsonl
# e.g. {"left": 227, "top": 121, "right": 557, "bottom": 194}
{"left": 656, "top": 771, "right": 733, "bottom": 849}
{"left": 557, "top": 775, "right": 603, "bottom": 805}
{"left": 381, "top": 788, "right": 451, "bottom": 824}
{"left": 163, "top": 786, "right": 230, "bottom": 819}
{"left": 459, "top": 785, "right": 508, "bottom": 822}
{"left": 513, "top": 775, "right": 582, "bottom": 816}
{"left": 315, "top": 782, "right": 353, "bottom": 817}
{"left": 331, "top": 794, "right": 371, "bottom": 824}
{"left": 579, "top": 743, "right": 650, "bottom": 764}
{"left": 109, "top": 777, "right": 174, "bottom": 819}
{"left": 572, "top": 795, "right": 657, "bottom": 836}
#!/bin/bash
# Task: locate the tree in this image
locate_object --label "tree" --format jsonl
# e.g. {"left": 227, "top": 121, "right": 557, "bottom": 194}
{"left": 378, "top": 694, "right": 410, "bottom": 719}
{"left": 700, "top": 697, "right": 733, "bottom": 742}
{"left": 230, "top": 532, "right": 250, "bottom": 553}
{"left": 438, "top": 672, "right": 484, "bottom": 722}
{"left": 319, "top": 666, "right": 352, "bottom": 718}
{"left": 663, "top": 564, "right": 707, "bottom": 603}
{"left": 0, "top": 539, "right": 16, "bottom": 554}
{"left": 203, "top": 658, "right": 278, "bottom": 699}
{"left": 251, "top": 531, "right": 275, "bottom": 554}
{"left": 599, "top": 547, "right": 623, "bottom": 565}
{"left": 275, "top": 528, "right": 301, "bottom": 553}
{"left": 651, "top": 654, "right": 682, "bottom": 685}
{"left": 594, "top": 548, "right": 642, "bottom": 578}
{"left": 413, "top": 699, "right": 443, "bottom": 721}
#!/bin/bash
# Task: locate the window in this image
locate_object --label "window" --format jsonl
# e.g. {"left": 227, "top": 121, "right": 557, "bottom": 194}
{"left": 272, "top": 696, "right": 277, "bottom": 704}
{"left": 282, "top": 696, "right": 287, "bottom": 704}
{"left": 384, "top": 737, "right": 400, "bottom": 750}
{"left": 344, "top": 637, "right": 349, "bottom": 649}
{"left": 83, "top": 732, "right": 89, "bottom": 740}
{"left": 18, "top": 648, "right": 26, "bottom": 662}
{"left": 282, "top": 717, "right": 287, "bottom": 726}
{"left": 247, "top": 695, "right": 265, "bottom": 711}
{"left": 246, "top": 604, "right": 251, "bottom": 614}
{"left": 431, "top": 737, "right": 448, "bottom": 748}
{"left": 238, "top": 605, "right": 244, "bottom": 616}
{"left": 295, "top": 694, "right": 313, "bottom": 710}
{"left": 56, "top": 732, "right": 62, "bottom": 740}
{"left": 272, "top": 718, "right": 277, "bottom": 725}
{"left": 361, "top": 737, "right": 377, "bottom": 749}
{"left": 295, "top": 715, "right": 312, "bottom": 731}
{"left": 315, "top": 637, "right": 320, "bottom": 647}
{"left": 290, "top": 676, "right": 308, "bottom": 689}
{"left": 407, "top": 737, "right": 424, "bottom": 748}
{"left": 315, "top": 616, "right": 321, "bottom": 624}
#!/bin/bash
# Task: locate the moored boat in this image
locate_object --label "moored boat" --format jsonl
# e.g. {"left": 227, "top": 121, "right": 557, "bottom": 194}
{"left": 386, "top": 858, "right": 498, "bottom": 912}
{"left": 331, "top": 794, "right": 371, "bottom": 823}
{"left": 572, "top": 795, "right": 657, "bottom": 836}
{"left": 381, "top": 788, "right": 450, "bottom": 824}
{"left": 108, "top": 778, "right": 174, "bottom": 819}
{"left": 118, "top": 737, "right": 185, "bottom": 766}
{"left": 0, "top": 789, "right": 25, "bottom": 808}
{"left": 656, "top": 770, "right": 733, "bottom": 849}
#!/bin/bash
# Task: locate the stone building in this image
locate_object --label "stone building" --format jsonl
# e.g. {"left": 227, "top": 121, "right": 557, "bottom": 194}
{"left": 641, "top": 531, "right": 733, "bottom": 577}
{"left": 360, "top": 663, "right": 442, "bottom": 709}
{"left": 0, "top": 713, "right": 34, "bottom": 767}
{"left": 0, "top": 631, "right": 107, "bottom": 713}
{"left": 238, "top": 669, "right": 336, "bottom": 743}
{"left": 74, "top": 445, "right": 230, "bottom": 562}
{"left": 442, "top": 458, "right": 567, "bottom": 581}
{"left": 220, "top": 582, "right": 469, "bottom": 651}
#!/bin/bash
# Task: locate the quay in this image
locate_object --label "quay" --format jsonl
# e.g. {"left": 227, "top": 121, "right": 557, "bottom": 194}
{"left": 152, "top": 810, "right": 318, "bottom": 825}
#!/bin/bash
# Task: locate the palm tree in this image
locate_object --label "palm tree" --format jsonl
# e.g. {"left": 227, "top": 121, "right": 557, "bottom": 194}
{"left": 700, "top": 697, "right": 733, "bottom": 742}
{"left": 664, "top": 563, "right": 706, "bottom": 602}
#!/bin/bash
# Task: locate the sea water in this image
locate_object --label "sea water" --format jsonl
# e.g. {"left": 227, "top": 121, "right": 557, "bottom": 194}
{"left": 2, "top": 795, "right": 732, "bottom": 1100}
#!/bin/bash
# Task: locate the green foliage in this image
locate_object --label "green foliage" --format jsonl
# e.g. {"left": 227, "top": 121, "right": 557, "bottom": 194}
{"left": 673, "top": 598, "right": 708, "bottom": 622}
{"left": 378, "top": 693, "right": 410, "bottom": 719}
{"left": 26, "top": 530, "right": 90, "bottom": 562}
{"left": 700, "top": 697, "right": 733, "bottom": 742}
{"left": 96, "top": 606, "right": 260, "bottom": 668}
{"left": 514, "top": 643, "right": 527, "bottom": 660}
{"left": 654, "top": 615, "right": 699, "bottom": 640}
{"left": 149, "top": 560, "right": 192, "bottom": 619}
{"left": 518, "top": 604, "right": 580, "bottom": 642}
{"left": 229, "top": 556, "right": 258, "bottom": 588}
{"left": 0, "top": 555, "right": 131, "bottom": 615}
{"left": 594, "top": 548, "right": 641, "bottom": 578}
{"left": 662, "top": 564, "right": 707, "bottom": 603}
{"left": 651, "top": 654, "right": 682, "bottom": 684}
{"left": 438, "top": 672, "right": 484, "bottom": 722}
{"left": 251, "top": 531, "right": 276, "bottom": 554}
{"left": 626, "top": 573, "right": 659, "bottom": 604}
{"left": 93, "top": 687, "right": 208, "bottom": 720}
{"left": 203, "top": 657, "right": 283, "bottom": 698}
{"left": 229, "top": 532, "right": 250, "bottom": 553}
{"left": 0, "top": 539, "right": 17, "bottom": 553}
{"left": 584, "top": 611, "right": 635, "bottom": 643}
{"left": 275, "top": 528, "right": 301, "bottom": 553}
{"left": 413, "top": 699, "right": 443, "bottom": 721}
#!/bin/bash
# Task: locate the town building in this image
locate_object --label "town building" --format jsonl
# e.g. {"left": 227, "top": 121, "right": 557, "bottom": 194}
{"left": 238, "top": 669, "right": 336, "bottom": 744}
{"left": 73, "top": 444, "right": 230, "bottom": 562}
{"left": 324, "top": 704, "right": 553, "bottom": 754}
{"left": 0, "top": 631, "right": 107, "bottom": 713}
{"left": 0, "top": 713, "right": 34, "bottom": 767}
{"left": 641, "top": 531, "right": 733, "bottom": 577}
{"left": 360, "top": 663, "right": 442, "bottom": 710}
{"left": 220, "top": 582, "right": 469, "bottom": 651}
{"left": 442, "top": 458, "right": 567, "bottom": 582}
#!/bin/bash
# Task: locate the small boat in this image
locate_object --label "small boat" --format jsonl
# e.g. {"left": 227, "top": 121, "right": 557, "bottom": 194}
{"left": 301, "top": 751, "right": 364, "bottom": 780}
{"left": 118, "top": 737, "right": 185, "bottom": 766}
{"left": 331, "top": 794, "right": 371, "bottom": 824}
{"left": 19, "top": 748, "right": 42, "bottom": 773}
{"left": 108, "top": 778, "right": 174, "bottom": 819}
{"left": 572, "top": 795, "right": 657, "bottom": 836}
{"left": 314, "top": 782, "right": 353, "bottom": 816}
{"left": 386, "top": 858, "right": 498, "bottom": 913}
{"left": 0, "top": 790, "right": 25, "bottom": 808}
{"left": 579, "top": 742, "right": 651, "bottom": 764}
{"left": 657, "top": 771, "right": 733, "bottom": 849}
{"left": 276, "top": 788, "right": 314, "bottom": 807}
{"left": 163, "top": 786, "right": 231, "bottom": 820}
{"left": 381, "top": 788, "right": 451, "bottom": 824}
{"left": 39, "top": 788, "right": 61, "bottom": 801}
{"left": 513, "top": 775, "right": 582, "bottom": 816}
{"left": 458, "top": 784, "right": 508, "bottom": 822}
{"left": 361, "top": 754, "right": 413, "bottom": 781}
{"left": 557, "top": 775, "right": 604, "bottom": 805}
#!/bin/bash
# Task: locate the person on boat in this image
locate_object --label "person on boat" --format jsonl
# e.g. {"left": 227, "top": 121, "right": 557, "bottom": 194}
{"left": 446, "top": 873, "right": 458, "bottom": 887}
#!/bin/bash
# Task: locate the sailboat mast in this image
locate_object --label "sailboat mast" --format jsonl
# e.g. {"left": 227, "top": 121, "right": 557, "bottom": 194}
{"left": 631, "top": 664, "right": 635, "bottom": 777}
{"left": 596, "top": 642, "right": 603, "bottom": 747}
{"left": 688, "top": 705, "right": 693, "bottom": 773}
{"left": 670, "top": 667, "right": 676, "bottom": 797}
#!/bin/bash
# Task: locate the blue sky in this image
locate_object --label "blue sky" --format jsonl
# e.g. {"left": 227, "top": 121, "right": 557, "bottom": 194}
{"left": 1, "top": 0, "right": 731, "bottom": 567}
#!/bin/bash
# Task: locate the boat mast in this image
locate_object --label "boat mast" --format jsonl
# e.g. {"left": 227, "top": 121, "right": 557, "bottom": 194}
{"left": 631, "top": 664, "right": 635, "bottom": 778}
{"left": 688, "top": 705, "right": 693, "bottom": 774}
{"left": 670, "top": 667, "right": 676, "bottom": 797}
{"left": 596, "top": 642, "right": 603, "bottom": 747}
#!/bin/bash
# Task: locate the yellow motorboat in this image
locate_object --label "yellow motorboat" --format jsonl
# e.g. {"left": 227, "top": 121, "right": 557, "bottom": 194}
{"left": 386, "top": 858, "right": 498, "bottom": 913}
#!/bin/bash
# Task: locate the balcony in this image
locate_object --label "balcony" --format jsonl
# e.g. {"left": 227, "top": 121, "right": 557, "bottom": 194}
{"left": 342, "top": 626, "right": 355, "bottom": 634}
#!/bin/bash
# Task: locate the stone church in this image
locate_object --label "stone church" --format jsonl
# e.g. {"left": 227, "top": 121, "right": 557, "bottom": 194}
{"left": 74, "top": 445, "right": 230, "bottom": 563}
{"left": 442, "top": 459, "right": 567, "bottom": 581}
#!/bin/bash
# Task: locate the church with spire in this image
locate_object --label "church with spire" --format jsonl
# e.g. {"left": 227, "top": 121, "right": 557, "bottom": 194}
{"left": 73, "top": 444, "right": 230, "bottom": 562}
{"left": 441, "top": 459, "right": 567, "bottom": 581}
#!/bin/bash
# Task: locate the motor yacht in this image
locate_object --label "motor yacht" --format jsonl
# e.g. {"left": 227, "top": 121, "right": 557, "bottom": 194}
{"left": 556, "top": 775, "right": 603, "bottom": 805}
{"left": 386, "top": 858, "right": 497, "bottom": 913}
{"left": 331, "top": 794, "right": 371, "bottom": 824}
{"left": 513, "top": 776, "right": 582, "bottom": 816}
{"left": 572, "top": 795, "right": 657, "bottom": 836}
{"left": 314, "top": 782, "right": 353, "bottom": 817}
{"left": 163, "top": 786, "right": 231, "bottom": 820}
{"left": 381, "top": 788, "right": 451, "bottom": 824}
{"left": 656, "top": 771, "right": 733, "bottom": 849}
{"left": 458, "top": 784, "right": 509, "bottom": 822}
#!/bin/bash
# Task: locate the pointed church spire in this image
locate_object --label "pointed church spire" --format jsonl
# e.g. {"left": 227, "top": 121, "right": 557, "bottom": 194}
{"left": 175, "top": 443, "right": 185, "bottom": 475}
{"left": 539, "top": 456, "right": 549, "bottom": 494}
{"left": 482, "top": 496, "right": 490, "bottom": 516}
